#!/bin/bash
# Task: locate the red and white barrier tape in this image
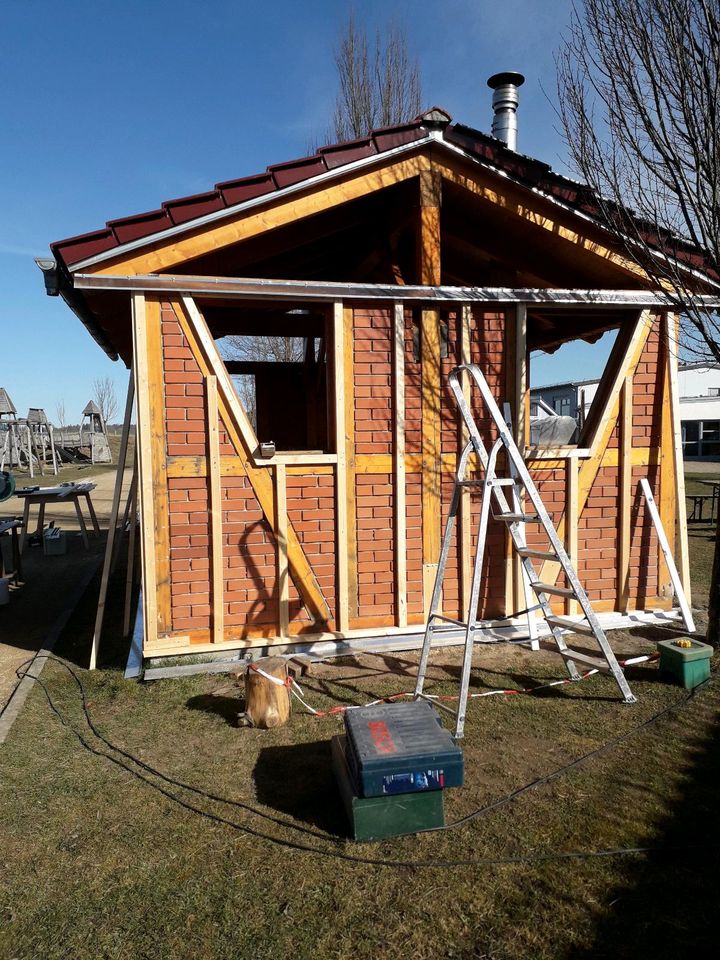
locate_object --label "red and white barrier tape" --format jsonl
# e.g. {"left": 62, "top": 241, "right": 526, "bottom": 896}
{"left": 248, "top": 653, "right": 659, "bottom": 719}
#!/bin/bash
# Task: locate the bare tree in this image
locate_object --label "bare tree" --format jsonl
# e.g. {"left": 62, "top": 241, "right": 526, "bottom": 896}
{"left": 556, "top": 0, "right": 719, "bottom": 359}
{"left": 556, "top": 0, "right": 720, "bottom": 640}
{"left": 55, "top": 399, "right": 66, "bottom": 429}
{"left": 331, "top": 11, "right": 423, "bottom": 142}
{"left": 93, "top": 376, "right": 118, "bottom": 426}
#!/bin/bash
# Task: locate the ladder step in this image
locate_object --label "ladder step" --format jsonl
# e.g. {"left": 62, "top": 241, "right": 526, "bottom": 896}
{"left": 531, "top": 581, "right": 575, "bottom": 598}
{"left": 488, "top": 478, "right": 516, "bottom": 487}
{"left": 545, "top": 615, "right": 596, "bottom": 636}
{"left": 517, "top": 547, "right": 558, "bottom": 562}
{"left": 494, "top": 512, "right": 541, "bottom": 523}
{"left": 559, "top": 649, "right": 612, "bottom": 673}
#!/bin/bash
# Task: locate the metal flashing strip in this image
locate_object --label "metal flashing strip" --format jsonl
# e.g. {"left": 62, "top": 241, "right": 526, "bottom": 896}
{"left": 73, "top": 274, "right": 720, "bottom": 309}
{"left": 66, "top": 136, "right": 435, "bottom": 272}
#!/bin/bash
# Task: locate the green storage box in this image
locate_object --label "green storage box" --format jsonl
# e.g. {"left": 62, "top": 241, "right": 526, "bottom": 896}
{"left": 331, "top": 735, "right": 444, "bottom": 841}
{"left": 658, "top": 638, "right": 712, "bottom": 689}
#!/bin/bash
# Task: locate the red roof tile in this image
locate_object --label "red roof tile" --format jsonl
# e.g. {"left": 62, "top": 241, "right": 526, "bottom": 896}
{"left": 163, "top": 190, "right": 226, "bottom": 225}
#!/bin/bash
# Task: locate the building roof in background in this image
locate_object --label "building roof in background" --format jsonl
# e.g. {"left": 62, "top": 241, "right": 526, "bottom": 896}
{"left": 82, "top": 400, "right": 102, "bottom": 416}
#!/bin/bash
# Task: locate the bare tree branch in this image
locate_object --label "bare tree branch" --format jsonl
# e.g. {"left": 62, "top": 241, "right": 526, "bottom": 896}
{"left": 92, "top": 376, "right": 117, "bottom": 425}
{"left": 556, "top": 0, "right": 720, "bottom": 362}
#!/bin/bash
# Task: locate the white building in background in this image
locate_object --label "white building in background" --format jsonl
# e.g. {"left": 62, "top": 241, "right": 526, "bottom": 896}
{"left": 531, "top": 362, "right": 720, "bottom": 460}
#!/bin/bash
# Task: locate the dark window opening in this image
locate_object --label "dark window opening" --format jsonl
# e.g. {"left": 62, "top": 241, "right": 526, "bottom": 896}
{"left": 215, "top": 310, "right": 330, "bottom": 453}
{"left": 412, "top": 313, "right": 450, "bottom": 362}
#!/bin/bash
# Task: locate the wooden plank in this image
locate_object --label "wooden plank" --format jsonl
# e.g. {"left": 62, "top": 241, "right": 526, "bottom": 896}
{"left": 513, "top": 303, "right": 528, "bottom": 612}
{"left": 145, "top": 298, "right": 171, "bottom": 635}
{"left": 89, "top": 155, "right": 430, "bottom": 277}
{"left": 421, "top": 308, "right": 442, "bottom": 612}
{"left": 565, "top": 455, "right": 579, "bottom": 616}
{"left": 343, "top": 305, "right": 358, "bottom": 622}
{"left": 666, "top": 313, "right": 691, "bottom": 599}
{"left": 640, "top": 479, "right": 695, "bottom": 632}
{"left": 333, "top": 301, "right": 350, "bottom": 634}
{"left": 275, "top": 463, "right": 289, "bottom": 637}
{"left": 89, "top": 369, "right": 135, "bottom": 669}
{"left": 131, "top": 293, "right": 159, "bottom": 649}
{"left": 539, "top": 310, "right": 653, "bottom": 586}
{"left": 206, "top": 375, "right": 224, "bottom": 643}
{"left": 459, "top": 304, "right": 472, "bottom": 615}
{"left": 658, "top": 315, "right": 675, "bottom": 599}
{"left": 618, "top": 376, "right": 633, "bottom": 611}
{"left": 173, "top": 297, "right": 331, "bottom": 624}
{"left": 393, "top": 302, "right": 408, "bottom": 627}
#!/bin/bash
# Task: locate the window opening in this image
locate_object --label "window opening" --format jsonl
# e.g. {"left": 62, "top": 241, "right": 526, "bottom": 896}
{"left": 529, "top": 327, "right": 619, "bottom": 449}
{"left": 215, "top": 309, "right": 330, "bottom": 453}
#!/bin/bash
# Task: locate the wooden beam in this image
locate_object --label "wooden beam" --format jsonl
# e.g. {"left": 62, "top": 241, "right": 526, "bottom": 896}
{"left": 417, "top": 168, "right": 441, "bottom": 285}
{"left": 173, "top": 297, "right": 331, "bottom": 624}
{"left": 459, "top": 304, "right": 472, "bottom": 615}
{"left": 513, "top": 303, "right": 528, "bottom": 612}
{"left": 145, "top": 298, "right": 171, "bottom": 635}
{"left": 393, "top": 302, "right": 408, "bottom": 628}
{"left": 274, "top": 463, "right": 289, "bottom": 636}
{"left": 658, "top": 315, "right": 675, "bottom": 599}
{"left": 565, "top": 455, "right": 579, "bottom": 616}
{"left": 343, "top": 305, "right": 358, "bottom": 623}
{"left": 131, "top": 293, "right": 159, "bottom": 648}
{"left": 333, "top": 301, "right": 350, "bottom": 634}
{"left": 88, "top": 155, "right": 430, "bottom": 277}
{"left": 89, "top": 369, "right": 134, "bottom": 669}
{"left": 206, "top": 375, "right": 224, "bottom": 643}
{"left": 618, "top": 376, "right": 633, "bottom": 611}
{"left": 666, "top": 313, "right": 691, "bottom": 600}
{"left": 421, "top": 308, "right": 442, "bottom": 612}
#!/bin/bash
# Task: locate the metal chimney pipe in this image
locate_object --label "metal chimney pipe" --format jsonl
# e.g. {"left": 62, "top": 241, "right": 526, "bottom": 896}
{"left": 487, "top": 72, "right": 525, "bottom": 151}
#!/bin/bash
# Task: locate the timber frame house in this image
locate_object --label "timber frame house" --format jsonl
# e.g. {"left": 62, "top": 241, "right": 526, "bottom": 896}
{"left": 41, "top": 108, "right": 719, "bottom": 663}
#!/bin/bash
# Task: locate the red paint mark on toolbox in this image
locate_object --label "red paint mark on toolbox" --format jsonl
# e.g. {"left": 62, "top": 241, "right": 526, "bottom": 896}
{"left": 368, "top": 720, "right": 397, "bottom": 754}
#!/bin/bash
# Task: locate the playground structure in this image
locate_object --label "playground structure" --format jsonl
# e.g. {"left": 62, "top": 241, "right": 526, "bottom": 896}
{"left": 0, "top": 389, "right": 113, "bottom": 476}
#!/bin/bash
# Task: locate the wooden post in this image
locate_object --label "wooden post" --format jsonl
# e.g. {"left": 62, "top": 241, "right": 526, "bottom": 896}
{"left": 459, "top": 304, "right": 473, "bottom": 615}
{"left": 343, "top": 304, "right": 358, "bottom": 624}
{"left": 565, "top": 454, "right": 579, "bottom": 615}
{"left": 123, "top": 455, "right": 139, "bottom": 638}
{"left": 618, "top": 375, "right": 633, "bottom": 610}
{"left": 666, "top": 313, "right": 691, "bottom": 599}
{"left": 206, "top": 375, "right": 224, "bottom": 644}
{"left": 658, "top": 312, "right": 675, "bottom": 600}
{"left": 274, "top": 463, "right": 289, "bottom": 637}
{"left": 89, "top": 369, "right": 135, "bottom": 670}
{"left": 421, "top": 308, "right": 442, "bottom": 613}
{"left": 513, "top": 303, "right": 528, "bottom": 613}
{"left": 333, "top": 300, "right": 350, "bottom": 634}
{"left": 393, "top": 302, "right": 407, "bottom": 627}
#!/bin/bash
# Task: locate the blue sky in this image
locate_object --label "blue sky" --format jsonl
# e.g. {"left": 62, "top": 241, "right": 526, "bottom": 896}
{"left": 1, "top": 0, "right": 584, "bottom": 422}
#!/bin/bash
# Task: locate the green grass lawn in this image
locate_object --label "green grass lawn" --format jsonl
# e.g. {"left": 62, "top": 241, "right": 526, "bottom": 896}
{"left": 1, "top": 482, "right": 718, "bottom": 960}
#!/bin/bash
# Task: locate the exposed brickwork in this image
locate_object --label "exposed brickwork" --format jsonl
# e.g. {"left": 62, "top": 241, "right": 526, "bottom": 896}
{"left": 286, "top": 472, "right": 337, "bottom": 628}
{"left": 353, "top": 305, "right": 393, "bottom": 456}
{"left": 356, "top": 474, "right": 395, "bottom": 618}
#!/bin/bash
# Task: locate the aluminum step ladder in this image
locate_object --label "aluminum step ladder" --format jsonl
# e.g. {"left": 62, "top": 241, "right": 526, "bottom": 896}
{"left": 414, "top": 363, "right": 636, "bottom": 738}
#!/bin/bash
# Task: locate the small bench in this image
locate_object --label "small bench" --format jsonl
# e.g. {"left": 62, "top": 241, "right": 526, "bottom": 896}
{"left": 686, "top": 493, "right": 717, "bottom": 523}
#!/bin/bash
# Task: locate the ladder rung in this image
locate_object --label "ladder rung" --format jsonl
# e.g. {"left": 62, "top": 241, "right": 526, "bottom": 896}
{"left": 518, "top": 547, "right": 558, "bottom": 562}
{"left": 545, "top": 615, "right": 595, "bottom": 636}
{"left": 488, "top": 478, "right": 516, "bottom": 487}
{"left": 531, "top": 581, "right": 575, "bottom": 598}
{"left": 494, "top": 512, "right": 541, "bottom": 523}
{"left": 559, "top": 649, "right": 612, "bottom": 673}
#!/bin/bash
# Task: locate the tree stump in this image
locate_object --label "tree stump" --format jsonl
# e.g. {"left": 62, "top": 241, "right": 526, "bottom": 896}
{"left": 244, "top": 656, "right": 291, "bottom": 729}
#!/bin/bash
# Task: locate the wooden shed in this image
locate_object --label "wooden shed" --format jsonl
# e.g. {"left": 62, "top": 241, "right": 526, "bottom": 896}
{"left": 42, "top": 107, "right": 714, "bottom": 665}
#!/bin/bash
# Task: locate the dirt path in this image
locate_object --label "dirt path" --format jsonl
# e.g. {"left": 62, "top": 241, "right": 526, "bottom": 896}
{"left": 0, "top": 466, "right": 132, "bottom": 713}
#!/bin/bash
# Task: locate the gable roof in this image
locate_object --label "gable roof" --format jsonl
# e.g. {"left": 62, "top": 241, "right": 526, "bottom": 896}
{"left": 82, "top": 400, "right": 102, "bottom": 416}
{"left": 52, "top": 107, "right": 701, "bottom": 276}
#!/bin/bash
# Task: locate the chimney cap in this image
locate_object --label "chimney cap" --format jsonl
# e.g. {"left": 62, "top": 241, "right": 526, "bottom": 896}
{"left": 487, "top": 71, "right": 525, "bottom": 90}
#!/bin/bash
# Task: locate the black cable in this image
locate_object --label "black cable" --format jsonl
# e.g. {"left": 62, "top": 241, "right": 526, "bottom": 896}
{"left": 15, "top": 655, "right": 708, "bottom": 868}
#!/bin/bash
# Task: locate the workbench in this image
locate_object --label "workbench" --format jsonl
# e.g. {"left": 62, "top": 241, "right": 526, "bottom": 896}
{"left": 15, "top": 482, "right": 100, "bottom": 552}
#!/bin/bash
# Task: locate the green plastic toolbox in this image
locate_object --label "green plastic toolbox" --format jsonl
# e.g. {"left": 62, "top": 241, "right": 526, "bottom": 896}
{"left": 658, "top": 638, "right": 712, "bottom": 689}
{"left": 331, "top": 735, "right": 444, "bottom": 841}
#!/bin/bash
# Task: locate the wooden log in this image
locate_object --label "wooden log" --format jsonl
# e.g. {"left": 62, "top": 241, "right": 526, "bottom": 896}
{"left": 244, "top": 656, "right": 291, "bottom": 729}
